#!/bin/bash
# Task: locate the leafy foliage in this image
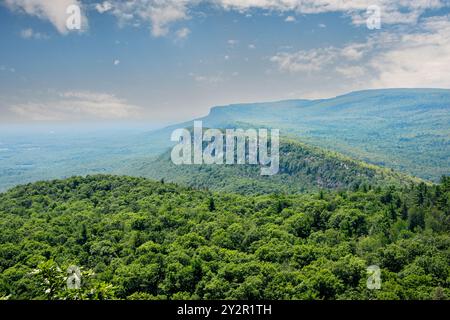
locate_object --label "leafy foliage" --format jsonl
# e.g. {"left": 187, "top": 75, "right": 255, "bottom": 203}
{"left": 0, "top": 175, "right": 448, "bottom": 300}
{"left": 120, "top": 139, "right": 421, "bottom": 195}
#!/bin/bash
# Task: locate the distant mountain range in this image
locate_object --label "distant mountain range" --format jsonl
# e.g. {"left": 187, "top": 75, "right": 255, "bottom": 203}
{"left": 141, "top": 88, "right": 450, "bottom": 182}
{"left": 0, "top": 88, "right": 448, "bottom": 191}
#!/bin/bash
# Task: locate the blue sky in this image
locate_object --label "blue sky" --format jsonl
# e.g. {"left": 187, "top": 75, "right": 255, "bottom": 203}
{"left": 0, "top": 0, "right": 450, "bottom": 125}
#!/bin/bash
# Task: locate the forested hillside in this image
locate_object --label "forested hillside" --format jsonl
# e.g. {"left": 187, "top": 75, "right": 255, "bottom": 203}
{"left": 0, "top": 175, "right": 448, "bottom": 300}
{"left": 1, "top": 89, "right": 448, "bottom": 192}
{"left": 143, "top": 89, "right": 450, "bottom": 181}
{"left": 119, "top": 140, "right": 421, "bottom": 195}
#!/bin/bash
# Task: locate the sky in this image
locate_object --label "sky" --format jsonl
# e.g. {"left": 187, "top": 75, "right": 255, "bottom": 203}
{"left": 0, "top": 0, "right": 450, "bottom": 125}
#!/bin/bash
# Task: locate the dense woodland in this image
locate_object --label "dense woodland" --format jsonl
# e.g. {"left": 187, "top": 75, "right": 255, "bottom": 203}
{"left": 0, "top": 175, "right": 448, "bottom": 300}
{"left": 121, "top": 140, "right": 420, "bottom": 195}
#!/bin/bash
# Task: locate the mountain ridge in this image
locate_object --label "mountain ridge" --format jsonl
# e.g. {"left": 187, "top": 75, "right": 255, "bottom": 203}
{"left": 143, "top": 88, "right": 450, "bottom": 181}
{"left": 117, "top": 138, "right": 423, "bottom": 195}
{"left": 0, "top": 88, "right": 448, "bottom": 192}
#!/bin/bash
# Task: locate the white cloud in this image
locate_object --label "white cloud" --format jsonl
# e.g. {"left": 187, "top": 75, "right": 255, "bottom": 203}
{"left": 213, "top": 0, "right": 445, "bottom": 25}
{"left": 4, "top": 1, "right": 448, "bottom": 38}
{"left": 145, "top": 4, "right": 188, "bottom": 37}
{"left": 176, "top": 27, "right": 191, "bottom": 39}
{"left": 285, "top": 15, "right": 296, "bottom": 22}
{"left": 369, "top": 15, "right": 450, "bottom": 88}
{"left": 113, "top": 59, "right": 120, "bottom": 66}
{"left": 95, "top": 1, "right": 112, "bottom": 13}
{"left": 100, "top": 0, "right": 190, "bottom": 37}
{"left": 271, "top": 14, "right": 450, "bottom": 88}
{"left": 270, "top": 47, "right": 338, "bottom": 73}
{"left": 270, "top": 39, "right": 372, "bottom": 74}
{"left": 340, "top": 42, "right": 372, "bottom": 60}
{"left": 88, "top": 1, "right": 448, "bottom": 38}
{"left": 335, "top": 65, "right": 366, "bottom": 78}
{"left": 9, "top": 91, "right": 143, "bottom": 121}
{"left": 20, "top": 28, "right": 49, "bottom": 39}
{"left": 4, "top": 0, "right": 87, "bottom": 34}
{"left": 227, "top": 39, "right": 239, "bottom": 46}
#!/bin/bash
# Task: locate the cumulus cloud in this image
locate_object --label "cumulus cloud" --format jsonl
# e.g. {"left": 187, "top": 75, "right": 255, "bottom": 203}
{"left": 340, "top": 42, "right": 372, "bottom": 60}
{"left": 4, "top": 0, "right": 87, "bottom": 34}
{"left": 348, "top": 15, "right": 450, "bottom": 88}
{"left": 5, "top": 1, "right": 447, "bottom": 38}
{"left": 9, "top": 91, "right": 143, "bottom": 121}
{"left": 94, "top": 0, "right": 190, "bottom": 37}
{"left": 369, "top": 15, "right": 450, "bottom": 88}
{"left": 270, "top": 14, "right": 450, "bottom": 88}
{"left": 86, "top": 0, "right": 448, "bottom": 38}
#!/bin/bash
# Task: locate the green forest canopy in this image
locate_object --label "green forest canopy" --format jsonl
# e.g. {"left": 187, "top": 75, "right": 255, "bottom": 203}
{"left": 120, "top": 139, "right": 422, "bottom": 195}
{"left": 0, "top": 175, "right": 449, "bottom": 300}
